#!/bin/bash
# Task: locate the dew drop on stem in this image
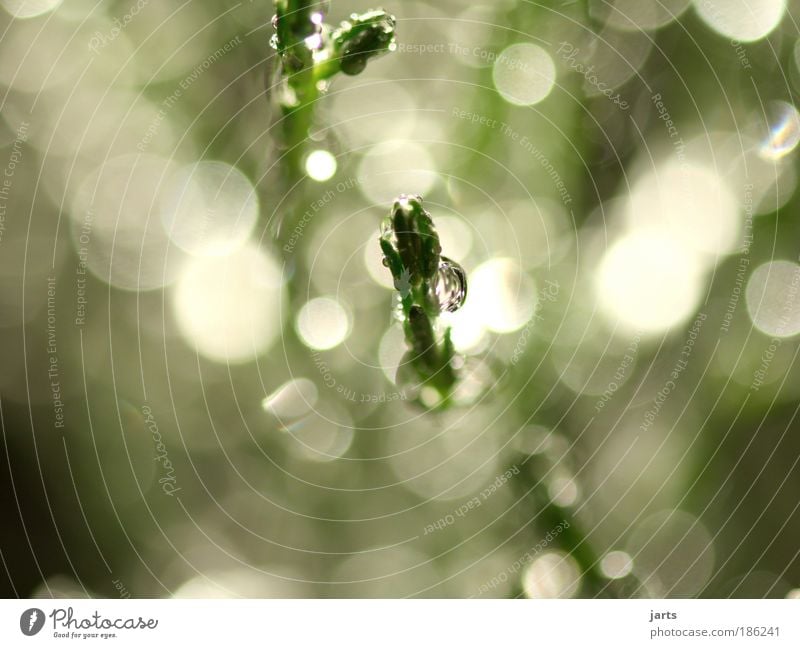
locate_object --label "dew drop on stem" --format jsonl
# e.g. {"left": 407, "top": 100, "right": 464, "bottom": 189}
{"left": 434, "top": 256, "right": 467, "bottom": 313}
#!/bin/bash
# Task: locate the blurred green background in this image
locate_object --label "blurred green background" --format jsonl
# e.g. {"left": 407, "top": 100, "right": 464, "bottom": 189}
{"left": 1, "top": 0, "right": 800, "bottom": 598}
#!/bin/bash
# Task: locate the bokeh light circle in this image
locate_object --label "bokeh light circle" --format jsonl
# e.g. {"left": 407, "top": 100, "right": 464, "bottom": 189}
{"left": 172, "top": 243, "right": 284, "bottom": 363}
{"left": 597, "top": 231, "right": 704, "bottom": 333}
{"left": 305, "top": 149, "right": 337, "bottom": 182}
{"left": 357, "top": 140, "right": 437, "bottom": 204}
{"left": 466, "top": 257, "right": 536, "bottom": 334}
{"left": 1, "top": 0, "right": 62, "bottom": 19}
{"left": 746, "top": 260, "right": 800, "bottom": 338}
{"left": 626, "top": 510, "right": 714, "bottom": 596}
{"left": 296, "top": 297, "right": 351, "bottom": 350}
{"left": 522, "top": 551, "right": 581, "bottom": 598}
{"left": 162, "top": 161, "right": 259, "bottom": 257}
{"left": 693, "top": 0, "right": 786, "bottom": 42}
{"left": 492, "top": 43, "right": 556, "bottom": 106}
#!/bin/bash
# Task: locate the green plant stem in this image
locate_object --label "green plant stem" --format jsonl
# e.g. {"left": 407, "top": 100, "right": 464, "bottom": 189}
{"left": 271, "top": 1, "right": 396, "bottom": 250}
{"left": 506, "top": 452, "right": 616, "bottom": 597}
{"left": 530, "top": 479, "right": 607, "bottom": 596}
{"left": 379, "top": 195, "right": 462, "bottom": 407}
{"left": 271, "top": 0, "right": 322, "bottom": 249}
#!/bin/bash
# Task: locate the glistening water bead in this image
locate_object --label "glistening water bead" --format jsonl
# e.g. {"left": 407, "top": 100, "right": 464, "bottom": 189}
{"left": 434, "top": 257, "right": 467, "bottom": 313}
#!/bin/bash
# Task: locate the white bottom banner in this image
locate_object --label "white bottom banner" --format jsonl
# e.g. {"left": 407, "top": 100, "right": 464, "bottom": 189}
{"left": 0, "top": 599, "right": 797, "bottom": 646}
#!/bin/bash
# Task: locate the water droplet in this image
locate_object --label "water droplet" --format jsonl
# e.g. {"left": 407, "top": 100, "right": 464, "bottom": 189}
{"left": 434, "top": 256, "right": 467, "bottom": 313}
{"left": 271, "top": 13, "right": 278, "bottom": 29}
{"left": 760, "top": 101, "right": 800, "bottom": 161}
{"left": 269, "top": 33, "right": 279, "bottom": 51}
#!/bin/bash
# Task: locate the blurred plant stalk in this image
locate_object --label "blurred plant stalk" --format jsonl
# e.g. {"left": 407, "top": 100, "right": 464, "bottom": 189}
{"left": 271, "top": 0, "right": 395, "bottom": 250}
